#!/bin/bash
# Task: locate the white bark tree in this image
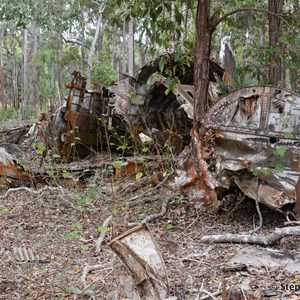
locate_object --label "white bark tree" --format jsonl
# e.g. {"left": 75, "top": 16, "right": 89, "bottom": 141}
{"left": 128, "top": 18, "right": 134, "bottom": 77}
{"left": 87, "top": 2, "right": 106, "bottom": 89}
{"left": 22, "top": 28, "right": 29, "bottom": 119}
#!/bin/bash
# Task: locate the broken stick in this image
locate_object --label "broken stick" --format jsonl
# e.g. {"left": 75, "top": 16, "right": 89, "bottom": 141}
{"left": 95, "top": 215, "right": 112, "bottom": 253}
{"left": 128, "top": 194, "right": 176, "bottom": 227}
{"left": 202, "top": 226, "right": 300, "bottom": 246}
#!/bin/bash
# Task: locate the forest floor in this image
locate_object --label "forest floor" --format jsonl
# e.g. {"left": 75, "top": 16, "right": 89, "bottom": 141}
{"left": 0, "top": 150, "right": 300, "bottom": 300}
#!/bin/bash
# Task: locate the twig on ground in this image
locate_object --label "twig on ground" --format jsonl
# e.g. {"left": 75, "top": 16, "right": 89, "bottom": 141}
{"left": 185, "top": 207, "right": 199, "bottom": 231}
{"left": 127, "top": 194, "right": 159, "bottom": 207}
{"left": 225, "top": 194, "right": 245, "bottom": 220}
{"left": 249, "top": 177, "right": 263, "bottom": 234}
{"left": 57, "top": 195, "right": 81, "bottom": 211}
{"left": 119, "top": 176, "right": 149, "bottom": 195}
{"left": 81, "top": 264, "right": 103, "bottom": 289}
{"left": 95, "top": 215, "right": 112, "bottom": 253}
{"left": 196, "top": 282, "right": 222, "bottom": 300}
{"left": 241, "top": 288, "right": 248, "bottom": 300}
{"left": 0, "top": 186, "right": 61, "bottom": 199}
{"left": 202, "top": 226, "right": 300, "bottom": 245}
{"left": 128, "top": 194, "right": 176, "bottom": 227}
{"left": 284, "top": 221, "right": 300, "bottom": 226}
{"left": 126, "top": 170, "right": 174, "bottom": 204}
{"left": 81, "top": 262, "right": 115, "bottom": 289}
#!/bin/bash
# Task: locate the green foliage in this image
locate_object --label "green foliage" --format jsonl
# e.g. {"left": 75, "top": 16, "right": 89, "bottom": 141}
{"left": 67, "top": 287, "right": 82, "bottom": 295}
{"left": 274, "top": 163, "right": 284, "bottom": 173}
{"left": 273, "top": 147, "right": 286, "bottom": 157}
{"left": 284, "top": 132, "right": 293, "bottom": 139}
{"left": 77, "top": 197, "right": 93, "bottom": 206}
{"left": 166, "top": 223, "right": 174, "bottom": 230}
{"left": 1, "top": 207, "right": 9, "bottom": 214}
{"left": 62, "top": 170, "right": 71, "bottom": 179}
{"left": 0, "top": 107, "right": 19, "bottom": 123}
{"left": 80, "top": 244, "right": 89, "bottom": 251}
{"left": 112, "top": 161, "right": 122, "bottom": 168}
{"left": 91, "top": 58, "right": 118, "bottom": 86}
{"left": 135, "top": 172, "right": 143, "bottom": 181}
{"left": 31, "top": 141, "right": 47, "bottom": 155}
{"left": 98, "top": 225, "right": 108, "bottom": 233}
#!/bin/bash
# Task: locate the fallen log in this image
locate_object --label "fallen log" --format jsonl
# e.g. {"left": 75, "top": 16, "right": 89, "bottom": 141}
{"left": 0, "top": 125, "right": 31, "bottom": 144}
{"left": 202, "top": 226, "right": 300, "bottom": 246}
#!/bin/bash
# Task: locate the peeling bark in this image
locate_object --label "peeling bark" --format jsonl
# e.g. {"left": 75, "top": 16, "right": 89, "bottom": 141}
{"left": 268, "top": 0, "right": 283, "bottom": 86}
{"left": 194, "top": 0, "right": 212, "bottom": 121}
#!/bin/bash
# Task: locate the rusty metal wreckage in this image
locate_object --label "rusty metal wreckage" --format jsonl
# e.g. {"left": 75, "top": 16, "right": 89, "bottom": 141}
{"left": 1, "top": 53, "right": 300, "bottom": 217}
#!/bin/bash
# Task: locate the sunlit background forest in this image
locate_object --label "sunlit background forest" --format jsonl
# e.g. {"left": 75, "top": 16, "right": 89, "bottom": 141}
{"left": 0, "top": 0, "right": 300, "bottom": 121}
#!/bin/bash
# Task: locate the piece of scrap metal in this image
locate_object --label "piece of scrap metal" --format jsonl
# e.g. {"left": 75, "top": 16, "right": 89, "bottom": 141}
{"left": 109, "top": 224, "right": 169, "bottom": 300}
{"left": 0, "top": 144, "right": 30, "bottom": 186}
{"left": 13, "top": 247, "right": 37, "bottom": 262}
{"left": 177, "top": 86, "right": 300, "bottom": 213}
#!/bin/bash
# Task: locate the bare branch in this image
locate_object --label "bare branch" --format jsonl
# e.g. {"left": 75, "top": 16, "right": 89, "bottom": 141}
{"left": 0, "top": 186, "right": 61, "bottom": 200}
{"left": 127, "top": 169, "right": 174, "bottom": 205}
{"left": 59, "top": 33, "right": 83, "bottom": 46}
{"left": 212, "top": 7, "right": 293, "bottom": 31}
{"left": 249, "top": 178, "right": 263, "bottom": 234}
{"left": 128, "top": 194, "right": 176, "bottom": 227}
{"left": 81, "top": 261, "right": 114, "bottom": 289}
{"left": 95, "top": 215, "right": 112, "bottom": 253}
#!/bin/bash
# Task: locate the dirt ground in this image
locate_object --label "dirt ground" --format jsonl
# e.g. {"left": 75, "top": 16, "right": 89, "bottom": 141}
{"left": 0, "top": 152, "right": 300, "bottom": 300}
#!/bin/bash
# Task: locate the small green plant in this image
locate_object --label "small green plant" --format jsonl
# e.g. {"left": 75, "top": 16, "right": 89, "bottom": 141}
{"left": 273, "top": 147, "right": 286, "bottom": 157}
{"left": 62, "top": 170, "right": 71, "bottom": 179}
{"left": 136, "top": 172, "right": 143, "bottom": 181}
{"left": 98, "top": 225, "right": 108, "bottom": 233}
{"left": 112, "top": 161, "right": 122, "bottom": 168}
{"left": 87, "top": 186, "right": 101, "bottom": 197}
{"left": 31, "top": 141, "right": 47, "bottom": 155}
{"left": 66, "top": 223, "right": 82, "bottom": 240}
{"left": 47, "top": 222, "right": 55, "bottom": 228}
{"left": 0, "top": 107, "right": 19, "bottom": 124}
{"left": 166, "top": 223, "right": 174, "bottom": 230}
{"left": 141, "top": 146, "right": 149, "bottom": 153}
{"left": 80, "top": 244, "right": 89, "bottom": 251}
{"left": 77, "top": 197, "right": 93, "bottom": 206}
{"left": 1, "top": 207, "right": 9, "bottom": 214}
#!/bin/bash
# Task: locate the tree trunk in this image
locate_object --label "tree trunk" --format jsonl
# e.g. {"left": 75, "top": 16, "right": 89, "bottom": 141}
{"left": 0, "top": 68, "right": 4, "bottom": 111}
{"left": 268, "top": 0, "right": 283, "bottom": 86}
{"left": 12, "top": 33, "right": 19, "bottom": 109}
{"left": 194, "top": 0, "right": 212, "bottom": 122}
{"left": 22, "top": 28, "right": 29, "bottom": 120}
{"left": 138, "top": 41, "right": 144, "bottom": 69}
{"left": 56, "top": 35, "right": 64, "bottom": 104}
{"left": 121, "top": 22, "right": 127, "bottom": 75}
{"left": 0, "top": 23, "right": 4, "bottom": 111}
{"left": 29, "top": 20, "right": 38, "bottom": 108}
{"left": 128, "top": 18, "right": 134, "bottom": 77}
{"left": 183, "top": 3, "right": 189, "bottom": 40}
{"left": 87, "top": 3, "right": 105, "bottom": 89}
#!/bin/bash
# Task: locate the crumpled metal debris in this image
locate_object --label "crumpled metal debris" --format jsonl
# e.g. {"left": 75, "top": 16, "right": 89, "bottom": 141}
{"left": 28, "top": 54, "right": 225, "bottom": 159}
{"left": 0, "top": 144, "right": 30, "bottom": 186}
{"left": 13, "top": 247, "right": 37, "bottom": 262}
{"left": 177, "top": 86, "right": 300, "bottom": 213}
{"left": 109, "top": 224, "right": 169, "bottom": 300}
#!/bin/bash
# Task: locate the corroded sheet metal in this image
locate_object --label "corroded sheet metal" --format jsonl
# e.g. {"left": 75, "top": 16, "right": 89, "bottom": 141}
{"left": 13, "top": 247, "right": 37, "bottom": 262}
{"left": 44, "top": 55, "right": 225, "bottom": 159}
{"left": 178, "top": 86, "right": 300, "bottom": 213}
{"left": 0, "top": 144, "right": 30, "bottom": 186}
{"left": 109, "top": 224, "right": 169, "bottom": 300}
